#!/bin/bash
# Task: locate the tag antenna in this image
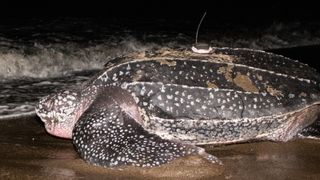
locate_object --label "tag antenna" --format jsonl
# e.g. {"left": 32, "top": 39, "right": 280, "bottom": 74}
{"left": 195, "top": 12, "right": 207, "bottom": 44}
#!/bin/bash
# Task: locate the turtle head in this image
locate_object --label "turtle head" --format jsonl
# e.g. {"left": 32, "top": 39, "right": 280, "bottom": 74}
{"left": 36, "top": 89, "right": 81, "bottom": 139}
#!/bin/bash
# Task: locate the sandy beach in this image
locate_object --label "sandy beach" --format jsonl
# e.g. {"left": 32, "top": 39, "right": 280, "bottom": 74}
{"left": 0, "top": 115, "right": 319, "bottom": 179}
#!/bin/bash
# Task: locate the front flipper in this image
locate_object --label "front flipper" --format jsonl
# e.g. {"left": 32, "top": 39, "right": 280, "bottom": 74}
{"left": 73, "top": 87, "right": 220, "bottom": 168}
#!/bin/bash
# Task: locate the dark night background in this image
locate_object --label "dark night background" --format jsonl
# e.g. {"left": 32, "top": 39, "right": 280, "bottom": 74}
{"left": 1, "top": 1, "right": 319, "bottom": 22}
{"left": 2, "top": 1, "right": 319, "bottom": 67}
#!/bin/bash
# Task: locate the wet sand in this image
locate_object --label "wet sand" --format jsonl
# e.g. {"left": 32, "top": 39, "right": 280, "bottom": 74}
{"left": 0, "top": 116, "right": 319, "bottom": 180}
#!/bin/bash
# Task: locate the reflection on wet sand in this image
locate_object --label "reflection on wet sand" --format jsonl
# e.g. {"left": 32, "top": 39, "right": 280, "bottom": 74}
{"left": 0, "top": 117, "right": 319, "bottom": 179}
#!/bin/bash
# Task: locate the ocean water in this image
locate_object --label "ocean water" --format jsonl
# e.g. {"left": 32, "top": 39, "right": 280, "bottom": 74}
{"left": 1, "top": 18, "right": 320, "bottom": 119}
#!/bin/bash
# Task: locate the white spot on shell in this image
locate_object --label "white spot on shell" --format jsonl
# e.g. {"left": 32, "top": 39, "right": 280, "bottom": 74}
{"left": 126, "top": 64, "right": 131, "bottom": 70}
{"left": 288, "top": 94, "right": 295, "bottom": 98}
{"left": 167, "top": 95, "right": 173, "bottom": 99}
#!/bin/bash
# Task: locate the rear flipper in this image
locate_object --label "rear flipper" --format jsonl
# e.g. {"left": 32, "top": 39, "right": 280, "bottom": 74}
{"left": 73, "top": 87, "right": 221, "bottom": 168}
{"left": 266, "top": 105, "right": 320, "bottom": 142}
{"left": 299, "top": 118, "right": 320, "bottom": 139}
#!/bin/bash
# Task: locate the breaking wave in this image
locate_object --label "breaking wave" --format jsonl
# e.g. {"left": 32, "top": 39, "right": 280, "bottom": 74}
{"left": 1, "top": 18, "right": 320, "bottom": 119}
{"left": 0, "top": 37, "right": 166, "bottom": 81}
{"left": 1, "top": 18, "right": 320, "bottom": 81}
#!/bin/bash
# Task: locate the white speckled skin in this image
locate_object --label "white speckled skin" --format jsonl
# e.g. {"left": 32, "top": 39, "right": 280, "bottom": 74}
{"left": 36, "top": 48, "right": 320, "bottom": 168}
{"left": 36, "top": 90, "right": 82, "bottom": 138}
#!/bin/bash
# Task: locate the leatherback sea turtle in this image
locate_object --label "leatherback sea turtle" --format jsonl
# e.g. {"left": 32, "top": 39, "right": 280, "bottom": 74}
{"left": 35, "top": 48, "right": 320, "bottom": 168}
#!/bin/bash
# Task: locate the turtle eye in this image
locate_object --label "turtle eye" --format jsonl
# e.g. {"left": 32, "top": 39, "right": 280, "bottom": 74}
{"left": 37, "top": 96, "right": 54, "bottom": 114}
